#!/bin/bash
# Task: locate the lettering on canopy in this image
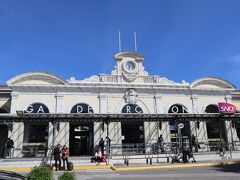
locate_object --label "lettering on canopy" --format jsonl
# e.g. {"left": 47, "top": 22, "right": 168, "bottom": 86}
{"left": 71, "top": 103, "right": 94, "bottom": 113}
{"left": 218, "top": 102, "right": 237, "bottom": 114}
{"left": 122, "top": 104, "right": 143, "bottom": 113}
{"left": 25, "top": 103, "right": 49, "bottom": 113}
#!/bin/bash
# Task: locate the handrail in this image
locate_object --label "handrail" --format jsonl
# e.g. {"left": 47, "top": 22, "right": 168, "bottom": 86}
{"left": 109, "top": 141, "right": 239, "bottom": 156}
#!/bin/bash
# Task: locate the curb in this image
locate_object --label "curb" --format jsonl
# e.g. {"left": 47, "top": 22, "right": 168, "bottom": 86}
{"left": 111, "top": 161, "right": 240, "bottom": 171}
{"left": 74, "top": 165, "right": 112, "bottom": 170}
{"left": 0, "top": 161, "right": 240, "bottom": 172}
{"left": 0, "top": 165, "right": 112, "bottom": 172}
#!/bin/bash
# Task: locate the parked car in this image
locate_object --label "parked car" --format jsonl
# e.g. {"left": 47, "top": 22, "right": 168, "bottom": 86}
{"left": 0, "top": 170, "right": 25, "bottom": 180}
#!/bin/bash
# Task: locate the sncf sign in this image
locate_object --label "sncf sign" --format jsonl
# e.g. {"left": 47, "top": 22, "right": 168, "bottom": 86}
{"left": 218, "top": 102, "right": 237, "bottom": 114}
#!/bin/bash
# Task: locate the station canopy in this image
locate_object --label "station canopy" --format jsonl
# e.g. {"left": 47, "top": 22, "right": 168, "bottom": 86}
{"left": 0, "top": 113, "right": 240, "bottom": 123}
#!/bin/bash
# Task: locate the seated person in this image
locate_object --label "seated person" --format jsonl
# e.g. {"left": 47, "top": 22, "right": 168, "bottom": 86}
{"left": 91, "top": 148, "right": 102, "bottom": 164}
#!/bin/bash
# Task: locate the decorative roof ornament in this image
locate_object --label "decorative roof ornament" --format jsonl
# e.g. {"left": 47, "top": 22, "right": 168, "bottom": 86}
{"left": 124, "top": 89, "right": 138, "bottom": 104}
{"left": 122, "top": 71, "right": 138, "bottom": 82}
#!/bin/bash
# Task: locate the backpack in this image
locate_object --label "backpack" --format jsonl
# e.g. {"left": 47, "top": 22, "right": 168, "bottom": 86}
{"left": 7, "top": 140, "right": 14, "bottom": 148}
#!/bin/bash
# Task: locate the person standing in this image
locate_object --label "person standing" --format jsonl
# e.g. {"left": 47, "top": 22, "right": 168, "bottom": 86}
{"left": 158, "top": 135, "right": 164, "bottom": 153}
{"left": 99, "top": 138, "right": 104, "bottom": 156}
{"left": 6, "top": 138, "right": 14, "bottom": 158}
{"left": 61, "top": 145, "right": 69, "bottom": 170}
{"left": 191, "top": 134, "right": 198, "bottom": 152}
{"left": 105, "top": 137, "right": 111, "bottom": 154}
{"left": 52, "top": 144, "right": 62, "bottom": 171}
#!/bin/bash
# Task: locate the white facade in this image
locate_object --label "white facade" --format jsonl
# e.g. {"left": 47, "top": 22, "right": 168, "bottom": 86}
{"left": 2, "top": 51, "right": 239, "bottom": 157}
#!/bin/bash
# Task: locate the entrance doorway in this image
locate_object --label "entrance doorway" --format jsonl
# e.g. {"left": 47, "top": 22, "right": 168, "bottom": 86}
{"left": 121, "top": 104, "right": 145, "bottom": 153}
{"left": 0, "top": 108, "right": 9, "bottom": 158}
{"left": 205, "top": 105, "right": 227, "bottom": 145}
{"left": 69, "top": 123, "right": 93, "bottom": 156}
{"left": 168, "top": 104, "right": 191, "bottom": 147}
{"left": 121, "top": 121, "right": 144, "bottom": 153}
{"left": 0, "top": 125, "right": 8, "bottom": 158}
{"left": 121, "top": 122, "right": 144, "bottom": 144}
{"left": 22, "top": 122, "right": 49, "bottom": 157}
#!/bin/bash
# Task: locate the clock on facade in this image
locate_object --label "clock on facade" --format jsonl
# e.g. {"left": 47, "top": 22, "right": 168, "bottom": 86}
{"left": 124, "top": 61, "right": 136, "bottom": 73}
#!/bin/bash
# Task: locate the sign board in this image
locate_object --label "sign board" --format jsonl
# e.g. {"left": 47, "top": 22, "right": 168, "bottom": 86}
{"left": 25, "top": 103, "right": 49, "bottom": 113}
{"left": 71, "top": 103, "right": 94, "bottom": 113}
{"left": 122, "top": 104, "right": 143, "bottom": 113}
{"left": 218, "top": 102, "right": 237, "bottom": 114}
{"left": 178, "top": 123, "right": 184, "bottom": 129}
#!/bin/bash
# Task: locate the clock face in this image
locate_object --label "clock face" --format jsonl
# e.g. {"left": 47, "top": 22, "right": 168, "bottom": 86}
{"left": 125, "top": 61, "right": 136, "bottom": 72}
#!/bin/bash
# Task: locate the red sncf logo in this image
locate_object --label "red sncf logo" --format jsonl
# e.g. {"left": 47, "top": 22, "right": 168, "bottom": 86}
{"left": 218, "top": 102, "right": 237, "bottom": 114}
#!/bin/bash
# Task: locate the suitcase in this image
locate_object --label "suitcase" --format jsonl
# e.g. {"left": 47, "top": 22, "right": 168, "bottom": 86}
{"left": 67, "top": 161, "right": 74, "bottom": 171}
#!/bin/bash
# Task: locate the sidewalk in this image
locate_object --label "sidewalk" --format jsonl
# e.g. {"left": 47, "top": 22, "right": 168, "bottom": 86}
{"left": 0, "top": 151, "right": 240, "bottom": 172}
{"left": 111, "top": 159, "right": 240, "bottom": 171}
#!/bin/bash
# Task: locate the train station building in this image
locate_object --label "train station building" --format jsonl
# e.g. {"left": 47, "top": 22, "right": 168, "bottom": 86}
{"left": 0, "top": 51, "right": 240, "bottom": 158}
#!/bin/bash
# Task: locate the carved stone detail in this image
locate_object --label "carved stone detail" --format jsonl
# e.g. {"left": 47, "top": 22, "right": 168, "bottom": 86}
{"left": 122, "top": 72, "right": 138, "bottom": 82}
{"left": 124, "top": 89, "right": 138, "bottom": 104}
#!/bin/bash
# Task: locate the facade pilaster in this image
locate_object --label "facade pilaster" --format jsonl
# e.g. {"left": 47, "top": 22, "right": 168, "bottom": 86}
{"left": 53, "top": 94, "right": 68, "bottom": 148}
{"left": 191, "top": 95, "right": 208, "bottom": 148}
{"left": 95, "top": 94, "right": 108, "bottom": 147}
{"left": 154, "top": 95, "right": 170, "bottom": 143}
{"left": 9, "top": 93, "right": 24, "bottom": 157}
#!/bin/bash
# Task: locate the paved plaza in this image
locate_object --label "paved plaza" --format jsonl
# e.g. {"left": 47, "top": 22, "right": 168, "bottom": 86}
{"left": 50, "top": 164, "right": 240, "bottom": 180}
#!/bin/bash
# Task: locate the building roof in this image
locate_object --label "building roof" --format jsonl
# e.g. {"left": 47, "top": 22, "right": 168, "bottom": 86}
{"left": 0, "top": 84, "right": 11, "bottom": 93}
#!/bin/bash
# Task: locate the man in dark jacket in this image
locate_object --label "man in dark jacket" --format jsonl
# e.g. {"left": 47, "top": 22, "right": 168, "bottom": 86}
{"left": 6, "top": 138, "right": 14, "bottom": 158}
{"left": 99, "top": 138, "right": 105, "bottom": 156}
{"left": 52, "top": 144, "right": 61, "bottom": 171}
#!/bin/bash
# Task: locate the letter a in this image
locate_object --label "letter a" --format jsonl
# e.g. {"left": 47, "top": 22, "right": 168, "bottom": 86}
{"left": 37, "top": 105, "right": 45, "bottom": 113}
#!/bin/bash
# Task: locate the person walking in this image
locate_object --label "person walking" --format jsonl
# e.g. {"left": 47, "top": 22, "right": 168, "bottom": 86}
{"left": 217, "top": 139, "right": 226, "bottom": 156}
{"left": 99, "top": 138, "right": 105, "bottom": 156}
{"left": 52, "top": 144, "right": 62, "bottom": 171}
{"left": 61, "top": 145, "right": 69, "bottom": 170}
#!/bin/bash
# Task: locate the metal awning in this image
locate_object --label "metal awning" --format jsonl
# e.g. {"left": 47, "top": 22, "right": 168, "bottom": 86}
{"left": 0, "top": 113, "right": 240, "bottom": 123}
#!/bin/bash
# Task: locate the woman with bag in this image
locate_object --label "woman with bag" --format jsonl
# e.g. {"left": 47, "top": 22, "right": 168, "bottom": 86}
{"left": 61, "top": 145, "right": 69, "bottom": 170}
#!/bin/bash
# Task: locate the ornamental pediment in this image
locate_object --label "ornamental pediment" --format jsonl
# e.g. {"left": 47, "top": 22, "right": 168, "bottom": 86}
{"left": 191, "top": 77, "right": 235, "bottom": 89}
{"left": 7, "top": 71, "right": 67, "bottom": 86}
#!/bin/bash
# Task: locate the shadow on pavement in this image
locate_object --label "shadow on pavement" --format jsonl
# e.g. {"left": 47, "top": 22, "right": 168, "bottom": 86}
{"left": 212, "top": 163, "right": 240, "bottom": 174}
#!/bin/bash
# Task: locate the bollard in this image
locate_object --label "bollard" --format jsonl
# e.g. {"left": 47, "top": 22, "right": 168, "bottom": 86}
{"left": 146, "top": 158, "right": 148, "bottom": 164}
{"left": 150, "top": 158, "right": 152, "bottom": 165}
{"left": 167, "top": 157, "right": 169, "bottom": 163}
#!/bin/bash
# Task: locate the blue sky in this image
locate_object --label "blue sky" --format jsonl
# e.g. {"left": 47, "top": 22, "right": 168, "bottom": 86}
{"left": 1, "top": 0, "right": 240, "bottom": 87}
